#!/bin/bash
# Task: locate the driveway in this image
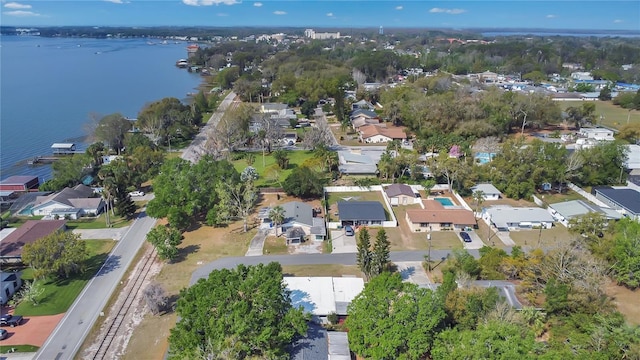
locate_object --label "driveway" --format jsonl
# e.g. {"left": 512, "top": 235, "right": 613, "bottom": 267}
{"left": 461, "top": 230, "right": 486, "bottom": 250}
{"left": 330, "top": 230, "right": 357, "bottom": 253}
{"left": 394, "top": 261, "right": 431, "bottom": 286}
{"left": 495, "top": 231, "right": 516, "bottom": 246}
{"left": 73, "top": 227, "right": 129, "bottom": 241}
{"left": 245, "top": 229, "right": 268, "bottom": 256}
{"left": 0, "top": 312, "right": 65, "bottom": 347}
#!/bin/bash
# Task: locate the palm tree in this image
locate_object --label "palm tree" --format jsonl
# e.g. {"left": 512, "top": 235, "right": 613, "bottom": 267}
{"left": 269, "top": 206, "right": 285, "bottom": 237}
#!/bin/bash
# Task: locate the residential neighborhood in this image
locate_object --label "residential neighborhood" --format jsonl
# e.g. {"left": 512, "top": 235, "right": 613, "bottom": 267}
{"left": 1, "top": 23, "right": 640, "bottom": 360}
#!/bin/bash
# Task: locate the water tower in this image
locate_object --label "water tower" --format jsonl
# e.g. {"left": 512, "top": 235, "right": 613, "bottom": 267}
{"left": 379, "top": 26, "right": 384, "bottom": 35}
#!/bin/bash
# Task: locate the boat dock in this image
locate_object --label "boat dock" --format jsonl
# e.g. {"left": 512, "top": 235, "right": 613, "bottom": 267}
{"left": 27, "top": 143, "right": 84, "bottom": 165}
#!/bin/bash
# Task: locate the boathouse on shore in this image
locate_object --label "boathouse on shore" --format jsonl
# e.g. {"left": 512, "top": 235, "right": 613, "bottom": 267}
{"left": 51, "top": 143, "right": 76, "bottom": 155}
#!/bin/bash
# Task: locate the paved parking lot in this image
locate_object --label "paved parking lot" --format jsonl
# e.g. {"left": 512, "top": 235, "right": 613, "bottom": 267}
{"left": 330, "top": 230, "right": 357, "bottom": 253}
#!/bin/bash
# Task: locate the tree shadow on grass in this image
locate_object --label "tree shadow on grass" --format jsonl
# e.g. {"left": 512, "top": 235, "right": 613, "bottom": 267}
{"left": 48, "top": 251, "right": 114, "bottom": 286}
{"left": 173, "top": 244, "right": 200, "bottom": 263}
{"left": 162, "top": 293, "right": 181, "bottom": 315}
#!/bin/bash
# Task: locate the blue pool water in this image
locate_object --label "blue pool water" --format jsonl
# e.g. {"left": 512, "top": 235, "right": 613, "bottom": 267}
{"left": 435, "top": 198, "right": 454, "bottom": 206}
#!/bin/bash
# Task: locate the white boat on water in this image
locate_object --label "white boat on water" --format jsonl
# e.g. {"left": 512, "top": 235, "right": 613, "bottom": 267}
{"left": 175, "top": 59, "right": 188, "bottom": 68}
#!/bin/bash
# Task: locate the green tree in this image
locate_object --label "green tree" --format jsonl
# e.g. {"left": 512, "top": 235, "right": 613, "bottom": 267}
{"left": 478, "top": 246, "right": 508, "bottom": 280}
{"left": 608, "top": 218, "right": 640, "bottom": 289}
{"left": 282, "top": 166, "right": 327, "bottom": 199}
{"left": 432, "top": 320, "right": 536, "bottom": 360}
{"left": 444, "top": 286, "right": 500, "bottom": 330}
{"left": 94, "top": 113, "right": 132, "bottom": 153}
{"left": 544, "top": 277, "right": 570, "bottom": 315}
{"left": 216, "top": 178, "right": 258, "bottom": 232}
{"left": 146, "top": 225, "right": 183, "bottom": 262}
{"left": 356, "top": 228, "right": 373, "bottom": 280}
{"left": 371, "top": 228, "right": 390, "bottom": 275}
{"left": 273, "top": 149, "right": 290, "bottom": 169}
{"left": 346, "top": 272, "right": 446, "bottom": 359}
{"left": 168, "top": 262, "right": 307, "bottom": 359}
{"left": 21, "top": 230, "right": 88, "bottom": 279}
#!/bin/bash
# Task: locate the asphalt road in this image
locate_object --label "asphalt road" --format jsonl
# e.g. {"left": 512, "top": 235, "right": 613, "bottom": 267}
{"left": 182, "top": 91, "right": 237, "bottom": 163}
{"left": 190, "top": 249, "right": 482, "bottom": 285}
{"left": 34, "top": 212, "right": 157, "bottom": 360}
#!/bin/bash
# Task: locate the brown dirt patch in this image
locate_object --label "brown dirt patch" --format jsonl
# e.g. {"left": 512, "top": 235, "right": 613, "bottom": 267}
{"left": 0, "top": 312, "right": 65, "bottom": 347}
{"left": 605, "top": 281, "right": 640, "bottom": 325}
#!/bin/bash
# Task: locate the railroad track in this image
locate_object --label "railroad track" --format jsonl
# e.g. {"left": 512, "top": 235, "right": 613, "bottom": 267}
{"left": 91, "top": 248, "right": 158, "bottom": 360}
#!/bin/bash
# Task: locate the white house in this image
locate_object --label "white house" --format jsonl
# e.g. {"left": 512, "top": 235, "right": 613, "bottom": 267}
{"left": 31, "top": 184, "right": 104, "bottom": 218}
{"left": 578, "top": 128, "right": 615, "bottom": 141}
{"left": 284, "top": 277, "right": 364, "bottom": 319}
{"left": 471, "top": 183, "right": 502, "bottom": 201}
{"left": 0, "top": 271, "right": 23, "bottom": 305}
{"left": 482, "top": 205, "right": 554, "bottom": 231}
{"left": 358, "top": 124, "right": 407, "bottom": 143}
{"left": 384, "top": 184, "right": 419, "bottom": 206}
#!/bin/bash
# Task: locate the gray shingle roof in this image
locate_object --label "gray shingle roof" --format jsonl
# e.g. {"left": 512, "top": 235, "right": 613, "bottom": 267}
{"left": 594, "top": 187, "right": 640, "bottom": 214}
{"left": 471, "top": 183, "right": 501, "bottom": 195}
{"left": 337, "top": 201, "right": 386, "bottom": 222}
{"left": 290, "top": 323, "right": 328, "bottom": 360}
{"left": 282, "top": 201, "right": 314, "bottom": 227}
{"left": 385, "top": 184, "right": 416, "bottom": 198}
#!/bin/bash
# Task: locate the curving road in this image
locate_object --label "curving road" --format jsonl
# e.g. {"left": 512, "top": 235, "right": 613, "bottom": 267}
{"left": 34, "top": 213, "right": 157, "bottom": 360}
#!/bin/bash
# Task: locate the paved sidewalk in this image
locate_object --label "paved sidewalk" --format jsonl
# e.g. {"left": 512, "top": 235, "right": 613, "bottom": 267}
{"left": 0, "top": 352, "right": 37, "bottom": 360}
{"left": 72, "top": 227, "right": 129, "bottom": 240}
{"left": 245, "top": 229, "right": 267, "bottom": 256}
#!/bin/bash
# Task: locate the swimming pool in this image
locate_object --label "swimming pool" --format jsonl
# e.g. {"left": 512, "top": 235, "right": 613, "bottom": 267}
{"left": 434, "top": 197, "right": 454, "bottom": 206}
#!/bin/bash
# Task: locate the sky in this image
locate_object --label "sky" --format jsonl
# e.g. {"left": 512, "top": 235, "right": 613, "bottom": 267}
{"left": 1, "top": 1, "right": 639, "bottom": 31}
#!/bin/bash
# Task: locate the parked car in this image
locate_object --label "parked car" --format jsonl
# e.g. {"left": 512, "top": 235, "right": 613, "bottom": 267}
{"left": 128, "top": 190, "right": 145, "bottom": 197}
{"left": 460, "top": 231, "right": 472, "bottom": 243}
{"left": 0, "top": 328, "right": 7, "bottom": 340}
{"left": 344, "top": 225, "right": 355, "bottom": 237}
{"left": 0, "top": 314, "right": 23, "bottom": 327}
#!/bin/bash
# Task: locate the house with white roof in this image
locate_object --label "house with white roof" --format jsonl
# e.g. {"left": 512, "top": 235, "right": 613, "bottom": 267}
{"left": 548, "top": 200, "right": 622, "bottom": 227}
{"left": 30, "top": 184, "right": 104, "bottom": 218}
{"left": 284, "top": 277, "right": 364, "bottom": 319}
{"left": 482, "top": 205, "right": 554, "bottom": 231}
{"left": 471, "top": 183, "right": 502, "bottom": 201}
{"left": 578, "top": 127, "right": 615, "bottom": 141}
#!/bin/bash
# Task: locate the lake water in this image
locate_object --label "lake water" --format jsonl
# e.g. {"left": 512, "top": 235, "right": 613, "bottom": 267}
{"left": 0, "top": 36, "right": 203, "bottom": 182}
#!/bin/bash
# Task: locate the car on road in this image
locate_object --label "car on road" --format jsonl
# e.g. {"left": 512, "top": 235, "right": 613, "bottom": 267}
{"left": 460, "top": 231, "right": 472, "bottom": 243}
{"left": 0, "top": 314, "right": 23, "bottom": 327}
{"left": 344, "top": 225, "right": 355, "bottom": 237}
{"left": 0, "top": 328, "right": 7, "bottom": 340}
{"left": 128, "top": 190, "right": 145, "bottom": 197}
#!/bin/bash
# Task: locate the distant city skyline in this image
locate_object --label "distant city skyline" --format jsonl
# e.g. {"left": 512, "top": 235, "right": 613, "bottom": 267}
{"left": 1, "top": 1, "right": 638, "bottom": 31}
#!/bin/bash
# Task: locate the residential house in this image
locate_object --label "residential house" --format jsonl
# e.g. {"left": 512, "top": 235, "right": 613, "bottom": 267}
{"left": 351, "top": 99, "right": 375, "bottom": 111}
{"left": 571, "top": 72, "right": 594, "bottom": 81}
{"left": 279, "top": 201, "right": 326, "bottom": 241}
{"left": 385, "top": 184, "right": 418, "bottom": 206}
{"left": 284, "top": 276, "right": 364, "bottom": 319}
{"left": 548, "top": 200, "right": 622, "bottom": 227}
{"left": 482, "top": 206, "right": 555, "bottom": 231}
{"left": 362, "top": 82, "right": 382, "bottom": 91}
{"left": 0, "top": 271, "right": 22, "bottom": 305}
{"left": 0, "top": 175, "right": 39, "bottom": 192}
{"left": 0, "top": 220, "right": 67, "bottom": 262}
{"left": 337, "top": 201, "right": 386, "bottom": 226}
{"left": 578, "top": 127, "right": 614, "bottom": 141}
{"left": 624, "top": 144, "right": 640, "bottom": 170}
{"left": 592, "top": 186, "right": 640, "bottom": 221}
{"left": 260, "top": 102, "right": 289, "bottom": 114}
{"left": 479, "top": 71, "right": 498, "bottom": 83}
{"left": 30, "top": 184, "right": 104, "bottom": 218}
{"left": 405, "top": 200, "right": 476, "bottom": 232}
{"left": 0, "top": 271, "right": 23, "bottom": 305}
{"left": 471, "top": 184, "right": 502, "bottom": 201}
{"left": 358, "top": 124, "right": 407, "bottom": 143}
{"left": 337, "top": 150, "right": 380, "bottom": 175}
{"left": 349, "top": 109, "right": 380, "bottom": 129}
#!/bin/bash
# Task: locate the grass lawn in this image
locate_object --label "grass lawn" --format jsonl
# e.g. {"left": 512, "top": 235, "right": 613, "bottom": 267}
{"left": 231, "top": 150, "right": 316, "bottom": 187}
{"left": 123, "top": 222, "right": 254, "bottom": 360}
{"left": 281, "top": 264, "right": 363, "bottom": 277}
{"left": 65, "top": 213, "right": 131, "bottom": 230}
{"left": 0, "top": 345, "right": 39, "bottom": 353}
{"left": 263, "top": 236, "right": 288, "bottom": 255}
{"left": 15, "top": 240, "right": 116, "bottom": 316}
{"left": 539, "top": 190, "right": 585, "bottom": 204}
{"left": 558, "top": 100, "right": 640, "bottom": 129}
{"left": 507, "top": 226, "right": 574, "bottom": 249}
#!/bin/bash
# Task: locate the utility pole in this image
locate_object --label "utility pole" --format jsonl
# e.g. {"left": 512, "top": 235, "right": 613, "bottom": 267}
{"left": 427, "top": 227, "right": 432, "bottom": 272}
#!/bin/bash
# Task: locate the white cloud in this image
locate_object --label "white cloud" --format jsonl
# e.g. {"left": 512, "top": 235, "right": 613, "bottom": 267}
{"left": 326, "top": 12, "right": 333, "bottom": 17}
{"left": 395, "top": 6, "right": 403, "bottom": 10}
{"left": 253, "top": 2, "right": 262, "bottom": 7}
{"left": 546, "top": 14, "right": 556, "bottom": 18}
{"left": 273, "top": 10, "right": 286, "bottom": 15}
{"left": 182, "top": 0, "right": 240, "bottom": 6}
{"left": 429, "top": 7, "right": 466, "bottom": 15}
{"left": 4, "top": 2, "right": 31, "bottom": 9}
{"left": 3, "top": 10, "right": 40, "bottom": 17}
{"left": 613, "top": 19, "right": 624, "bottom": 23}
